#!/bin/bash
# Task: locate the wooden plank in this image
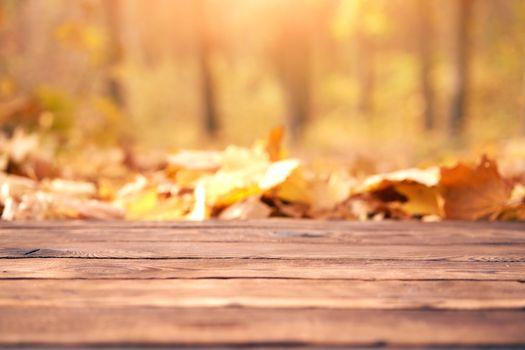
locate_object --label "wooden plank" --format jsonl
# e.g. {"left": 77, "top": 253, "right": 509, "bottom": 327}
{"left": 1, "top": 306, "right": 524, "bottom": 346}
{"left": 2, "top": 221, "right": 524, "bottom": 245}
{"left": 2, "top": 258, "right": 524, "bottom": 280}
{"left": 2, "top": 228, "right": 524, "bottom": 245}
{"left": 2, "top": 219, "right": 524, "bottom": 232}
{"left": 1, "top": 220, "right": 523, "bottom": 236}
{"left": 1, "top": 242, "right": 524, "bottom": 261}
{"left": 2, "top": 221, "right": 524, "bottom": 348}
{"left": 2, "top": 343, "right": 484, "bottom": 350}
{"left": 1, "top": 279, "right": 523, "bottom": 310}
{"left": 0, "top": 348, "right": 511, "bottom": 350}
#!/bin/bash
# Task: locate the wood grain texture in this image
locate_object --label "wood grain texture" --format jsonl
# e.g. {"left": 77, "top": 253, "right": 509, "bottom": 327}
{"left": 1, "top": 220, "right": 524, "bottom": 348}
{"left": 1, "top": 307, "right": 524, "bottom": 346}
{"left": 2, "top": 220, "right": 524, "bottom": 245}
{"left": 2, "top": 242, "right": 525, "bottom": 261}
{"left": 2, "top": 219, "right": 524, "bottom": 231}
{"left": 0, "top": 279, "right": 523, "bottom": 309}
{"left": 2, "top": 258, "right": 524, "bottom": 280}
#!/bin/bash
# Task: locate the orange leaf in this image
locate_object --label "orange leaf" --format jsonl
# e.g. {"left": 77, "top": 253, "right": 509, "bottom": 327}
{"left": 219, "top": 196, "right": 272, "bottom": 220}
{"left": 438, "top": 156, "right": 512, "bottom": 220}
{"left": 265, "top": 126, "right": 284, "bottom": 162}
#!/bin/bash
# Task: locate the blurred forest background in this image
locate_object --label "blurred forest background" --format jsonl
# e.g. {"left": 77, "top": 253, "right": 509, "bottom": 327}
{"left": 1, "top": 0, "right": 525, "bottom": 166}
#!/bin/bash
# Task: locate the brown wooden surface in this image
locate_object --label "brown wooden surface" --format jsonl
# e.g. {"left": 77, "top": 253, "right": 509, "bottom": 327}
{"left": 0, "top": 219, "right": 524, "bottom": 349}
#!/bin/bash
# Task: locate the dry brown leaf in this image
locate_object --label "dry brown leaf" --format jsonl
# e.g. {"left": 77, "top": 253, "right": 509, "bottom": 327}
{"left": 438, "top": 156, "right": 513, "bottom": 220}
{"left": 41, "top": 179, "right": 97, "bottom": 198}
{"left": 275, "top": 167, "right": 312, "bottom": 204}
{"left": 0, "top": 173, "right": 38, "bottom": 197}
{"left": 1, "top": 125, "right": 524, "bottom": 222}
{"left": 495, "top": 203, "right": 525, "bottom": 221}
{"left": 360, "top": 167, "right": 440, "bottom": 189}
{"left": 51, "top": 196, "right": 125, "bottom": 220}
{"left": 277, "top": 168, "right": 354, "bottom": 210}
{"left": 310, "top": 171, "right": 355, "bottom": 210}
{"left": 488, "top": 184, "right": 525, "bottom": 221}
{"left": 167, "top": 150, "right": 222, "bottom": 171}
{"left": 5, "top": 192, "right": 124, "bottom": 220}
{"left": 272, "top": 199, "right": 309, "bottom": 218}
{"left": 343, "top": 194, "right": 412, "bottom": 221}
{"left": 388, "top": 182, "right": 440, "bottom": 217}
{"left": 219, "top": 196, "right": 272, "bottom": 220}
{"left": 358, "top": 167, "right": 440, "bottom": 217}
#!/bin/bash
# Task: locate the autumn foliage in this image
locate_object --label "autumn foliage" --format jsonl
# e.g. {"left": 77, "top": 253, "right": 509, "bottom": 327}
{"left": 0, "top": 127, "right": 524, "bottom": 222}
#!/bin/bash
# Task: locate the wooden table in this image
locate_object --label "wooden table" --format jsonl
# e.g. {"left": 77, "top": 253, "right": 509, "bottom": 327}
{"left": 0, "top": 220, "right": 524, "bottom": 349}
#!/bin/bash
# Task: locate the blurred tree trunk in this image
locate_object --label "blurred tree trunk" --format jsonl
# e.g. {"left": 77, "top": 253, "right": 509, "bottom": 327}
{"left": 281, "top": 37, "right": 312, "bottom": 140}
{"left": 0, "top": 0, "right": 7, "bottom": 78}
{"left": 10, "top": 0, "right": 29, "bottom": 56}
{"left": 0, "top": 0, "right": 30, "bottom": 82}
{"left": 521, "top": 37, "right": 525, "bottom": 133}
{"left": 449, "top": 0, "right": 474, "bottom": 138}
{"left": 273, "top": 10, "right": 312, "bottom": 141}
{"left": 194, "top": 0, "right": 219, "bottom": 138}
{"left": 521, "top": 59, "right": 525, "bottom": 133}
{"left": 355, "top": 27, "right": 375, "bottom": 116}
{"left": 103, "top": 0, "right": 126, "bottom": 108}
{"left": 417, "top": 0, "right": 435, "bottom": 131}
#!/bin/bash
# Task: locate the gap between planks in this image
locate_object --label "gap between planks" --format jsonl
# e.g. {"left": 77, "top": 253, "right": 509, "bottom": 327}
{"left": 1, "top": 243, "right": 525, "bottom": 261}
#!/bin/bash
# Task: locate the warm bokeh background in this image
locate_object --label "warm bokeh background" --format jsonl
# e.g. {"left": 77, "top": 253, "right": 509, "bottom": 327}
{"left": 1, "top": 0, "right": 525, "bottom": 166}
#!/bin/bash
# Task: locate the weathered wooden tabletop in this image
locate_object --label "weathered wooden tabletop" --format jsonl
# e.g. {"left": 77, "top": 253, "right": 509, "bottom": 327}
{"left": 0, "top": 220, "right": 524, "bottom": 349}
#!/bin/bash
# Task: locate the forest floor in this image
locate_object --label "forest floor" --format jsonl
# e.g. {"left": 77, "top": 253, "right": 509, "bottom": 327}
{"left": 1, "top": 127, "right": 524, "bottom": 222}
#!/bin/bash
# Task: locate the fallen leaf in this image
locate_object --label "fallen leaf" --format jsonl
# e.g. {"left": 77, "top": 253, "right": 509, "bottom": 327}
{"left": 358, "top": 167, "right": 440, "bottom": 216}
{"left": 187, "top": 183, "right": 208, "bottom": 220}
{"left": 360, "top": 167, "right": 440, "bottom": 190}
{"left": 9, "top": 192, "right": 124, "bottom": 220}
{"left": 0, "top": 173, "right": 38, "bottom": 197}
{"left": 388, "top": 182, "right": 440, "bottom": 217}
{"left": 265, "top": 126, "right": 285, "bottom": 162}
{"left": 202, "top": 158, "right": 299, "bottom": 207}
{"left": 495, "top": 203, "right": 525, "bottom": 221}
{"left": 167, "top": 150, "right": 222, "bottom": 171}
{"left": 42, "top": 179, "right": 97, "bottom": 198}
{"left": 438, "top": 156, "right": 512, "bottom": 220}
{"left": 310, "top": 170, "right": 355, "bottom": 210}
{"left": 123, "top": 189, "right": 158, "bottom": 220}
{"left": 277, "top": 168, "right": 355, "bottom": 213}
{"left": 276, "top": 167, "right": 312, "bottom": 204}
{"left": 219, "top": 196, "right": 272, "bottom": 220}
{"left": 259, "top": 159, "right": 301, "bottom": 190}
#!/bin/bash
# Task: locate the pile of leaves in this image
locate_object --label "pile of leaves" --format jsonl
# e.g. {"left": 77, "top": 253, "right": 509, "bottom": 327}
{"left": 1, "top": 128, "right": 524, "bottom": 221}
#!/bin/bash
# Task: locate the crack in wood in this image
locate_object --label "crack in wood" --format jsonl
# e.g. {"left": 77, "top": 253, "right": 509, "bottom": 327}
{"left": 23, "top": 249, "right": 40, "bottom": 256}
